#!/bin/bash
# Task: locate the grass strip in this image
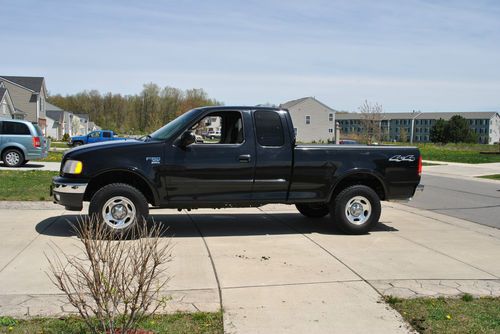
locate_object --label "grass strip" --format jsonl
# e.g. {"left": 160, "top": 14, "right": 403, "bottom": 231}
{"left": 0, "top": 170, "right": 58, "bottom": 201}
{"left": 0, "top": 312, "right": 223, "bottom": 334}
{"left": 387, "top": 295, "right": 500, "bottom": 334}
{"left": 477, "top": 174, "right": 500, "bottom": 181}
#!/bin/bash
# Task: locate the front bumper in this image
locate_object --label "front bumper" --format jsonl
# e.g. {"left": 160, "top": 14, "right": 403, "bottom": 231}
{"left": 51, "top": 177, "right": 88, "bottom": 211}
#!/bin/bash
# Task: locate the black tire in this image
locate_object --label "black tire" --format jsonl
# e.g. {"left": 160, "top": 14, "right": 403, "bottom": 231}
{"left": 330, "top": 185, "right": 381, "bottom": 234}
{"left": 73, "top": 141, "right": 83, "bottom": 147}
{"left": 296, "top": 203, "right": 330, "bottom": 218}
{"left": 89, "top": 183, "right": 149, "bottom": 237}
{"left": 2, "top": 148, "right": 24, "bottom": 167}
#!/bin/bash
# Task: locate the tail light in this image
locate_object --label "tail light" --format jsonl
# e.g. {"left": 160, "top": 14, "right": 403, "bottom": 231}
{"left": 418, "top": 155, "right": 422, "bottom": 175}
{"left": 33, "top": 136, "right": 41, "bottom": 148}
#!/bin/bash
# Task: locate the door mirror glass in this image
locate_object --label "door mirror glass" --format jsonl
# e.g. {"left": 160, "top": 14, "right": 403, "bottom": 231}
{"left": 179, "top": 131, "right": 196, "bottom": 148}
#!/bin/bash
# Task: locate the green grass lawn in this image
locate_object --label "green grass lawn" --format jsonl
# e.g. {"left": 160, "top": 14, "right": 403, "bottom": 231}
{"left": 50, "top": 141, "right": 70, "bottom": 148}
{"left": 0, "top": 312, "right": 223, "bottom": 334}
{"left": 478, "top": 174, "right": 500, "bottom": 181}
{"left": 0, "top": 170, "right": 58, "bottom": 201}
{"left": 41, "top": 151, "right": 64, "bottom": 162}
{"left": 385, "top": 142, "right": 500, "bottom": 164}
{"left": 387, "top": 296, "right": 500, "bottom": 334}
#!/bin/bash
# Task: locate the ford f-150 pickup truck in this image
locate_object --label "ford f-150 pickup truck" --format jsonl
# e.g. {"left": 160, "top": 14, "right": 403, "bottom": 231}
{"left": 52, "top": 106, "right": 423, "bottom": 235}
{"left": 68, "top": 130, "right": 125, "bottom": 147}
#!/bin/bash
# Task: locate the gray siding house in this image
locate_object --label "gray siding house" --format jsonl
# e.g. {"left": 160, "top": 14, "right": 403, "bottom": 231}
{"left": 0, "top": 84, "right": 16, "bottom": 120}
{"left": 0, "top": 76, "right": 48, "bottom": 132}
{"left": 280, "top": 97, "right": 337, "bottom": 143}
{"left": 337, "top": 111, "right": 500, "bottom": 144}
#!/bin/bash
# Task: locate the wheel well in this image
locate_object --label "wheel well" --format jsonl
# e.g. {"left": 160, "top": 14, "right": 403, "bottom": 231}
{"left": 84, "top": 171, "right": 156, "bottom": 205}
{"left": 1, "top": 146, "right": 25, "bottom": 159}
{"left": 330, "top": 173, "right": 386, "bottom": 201}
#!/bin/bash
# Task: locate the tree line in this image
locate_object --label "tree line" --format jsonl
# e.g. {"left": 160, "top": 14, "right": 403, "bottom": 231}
{"left": 48, "top": 83, "right": 222, "bottom": 134}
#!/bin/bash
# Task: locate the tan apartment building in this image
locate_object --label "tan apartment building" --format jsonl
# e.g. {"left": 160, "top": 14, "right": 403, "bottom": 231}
{"left": 0, "top": 76, "right": 48, "bottom": 132}
{"left": 280, "top": 97, "right": 337, "bottom": 143}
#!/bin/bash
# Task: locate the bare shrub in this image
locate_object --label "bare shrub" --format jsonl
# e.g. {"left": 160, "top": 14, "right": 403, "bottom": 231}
{"left": 359, "top": 100, "right": 383, "bottom": 144}
{"left": 46, "top": 218, "right": 172, "bottom": 334}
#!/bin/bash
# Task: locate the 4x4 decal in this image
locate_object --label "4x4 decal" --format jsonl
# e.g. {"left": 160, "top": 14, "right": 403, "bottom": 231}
{"left": 389, "top": 155, "right": 416, "bottom": 162}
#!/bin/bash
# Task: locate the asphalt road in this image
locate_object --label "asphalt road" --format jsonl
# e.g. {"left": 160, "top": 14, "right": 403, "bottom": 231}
{"left": 405, "top": 174, "right": 500, "bottom": 229}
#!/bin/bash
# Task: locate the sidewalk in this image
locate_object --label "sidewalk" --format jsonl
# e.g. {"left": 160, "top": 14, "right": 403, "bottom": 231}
{"left": 423, "top": 160, "right": 500, "bottom": 179}
{"left": 0, "top": 161, "right": 60, "bottom": 171}
{"left": 0, "top": 202, "right": 499, "bottom": 333}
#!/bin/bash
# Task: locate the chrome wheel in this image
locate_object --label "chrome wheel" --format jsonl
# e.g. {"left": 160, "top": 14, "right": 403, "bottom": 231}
{"left": 101, "top": 196, "right": 136, "bottom": 229}
{"left": 345, "top": 196, "right": 371, "bottom": 225}
{"left": 5, "top": 151, "right": 21, "bottom": 166}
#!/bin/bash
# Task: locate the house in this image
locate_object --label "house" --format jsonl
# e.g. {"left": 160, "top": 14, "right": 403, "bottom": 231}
{"left": 0, "top": 83, "right": 16, "bottom": 120}
{"left": 336, "top": 111, "right": 500, "bottom": 144}
{"left": 46, "top": 102, "right": 75, "bottom": 139}
{"left": 0, "top": 76, "right": 48, "bottom": 132}
{"left": 280, "top": 97, "right": 337, "bottom": 143}
{"left": 74, "top": 113, "right": 90, "bottom": 135}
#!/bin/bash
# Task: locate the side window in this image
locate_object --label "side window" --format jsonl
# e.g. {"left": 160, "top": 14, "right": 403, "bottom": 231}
{"left": 89, "top": 132, "right": 100, "bottom": 138}
{"left": 103, "top": 132, "right": 111, "bottom": 138}
{"left": 305, "top": 115, "right": 311, "bottom": 125}
{"left": 2, "top": 121, "right": 30, "bottom": 135}
{"left": 190, "top": 111, "right": 244, "bottom": 144}
{"left": 254, "top": 111, "right": 284, "bottom": 146}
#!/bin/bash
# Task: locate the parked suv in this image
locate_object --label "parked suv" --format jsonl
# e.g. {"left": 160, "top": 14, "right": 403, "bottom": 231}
{"left": 0, "top": 120, "right": 48, "bottom": 167}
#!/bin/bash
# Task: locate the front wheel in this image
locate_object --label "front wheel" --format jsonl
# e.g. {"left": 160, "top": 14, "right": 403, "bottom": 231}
{"left": 296, "top": 203, "right": 329, "bottom": 218}
{"left": 330, "top": 185, "right": 381, "bottom": 234}
{"left": 89, "top": 183, "right": 149, "bottom": 237}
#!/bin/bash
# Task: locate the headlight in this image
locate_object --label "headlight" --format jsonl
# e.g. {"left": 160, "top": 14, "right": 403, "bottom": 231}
{"left": 63, "top": 160, "right": 83, "bottom": 174}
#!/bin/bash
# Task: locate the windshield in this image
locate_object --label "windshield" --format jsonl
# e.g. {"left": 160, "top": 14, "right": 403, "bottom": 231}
{"left": 149, "top": 108, "right": 201, "bottom": 140}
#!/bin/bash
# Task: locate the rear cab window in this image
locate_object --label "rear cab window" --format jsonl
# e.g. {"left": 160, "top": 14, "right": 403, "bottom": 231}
{"left": 254, "top": 110, "right": 285, "bottom": 146}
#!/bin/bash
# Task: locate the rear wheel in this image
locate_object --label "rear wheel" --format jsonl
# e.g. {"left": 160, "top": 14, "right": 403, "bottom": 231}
{"left": 73, "top": 141, "right": 83, "bottom": 147}
{"left": 2, "top": 149, "right": 24, "bottom": 167}
{"left": 296, "top": 203, "right": 330, "bottom": 218}
{"left": 330, "top": 185, "right": 381, "bottom": 234}
{"left": 89, "top": 183, "right": 149, "bottom": 237}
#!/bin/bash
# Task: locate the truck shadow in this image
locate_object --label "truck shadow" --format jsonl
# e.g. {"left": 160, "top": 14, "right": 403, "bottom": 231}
{"left": 36, "top": 213, "right": 398, "bottom": 238}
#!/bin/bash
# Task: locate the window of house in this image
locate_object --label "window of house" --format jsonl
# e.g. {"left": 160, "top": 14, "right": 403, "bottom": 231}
{"left": 2, "top": 121, "right": 30, "bottom": 135}
{"left": 328, "top": 128, "right": 333, "bottom": 133}
{"left": 329, "top": 113, "right": 333, "bottom": 122}
{"left": 305, "top": 115, "right": 311, "bottom": 125}
{"left": 255, "top": 110, "right": 284, "bottom": 146}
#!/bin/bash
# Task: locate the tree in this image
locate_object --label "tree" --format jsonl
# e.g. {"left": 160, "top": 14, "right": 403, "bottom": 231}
{"left": 446, "top": 115, "right": 474, "bottom": 143}
{"left": 430, "top": 118, "right": 447, "bottom": 143}
{"left": 359, "top": 100, "right": 382, "bottom": 144}
{"left": 399, "top": 127, "right": 409, "bottom": 143}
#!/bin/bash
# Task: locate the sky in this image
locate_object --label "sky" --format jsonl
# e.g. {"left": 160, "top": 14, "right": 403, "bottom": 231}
{"left": 2, "top": 0, "right": 500, "bottom": 112}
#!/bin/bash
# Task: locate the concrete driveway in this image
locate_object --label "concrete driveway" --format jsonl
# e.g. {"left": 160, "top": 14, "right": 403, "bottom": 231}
{"left": 1, "top": 202, "right": 500, "bottom": 334}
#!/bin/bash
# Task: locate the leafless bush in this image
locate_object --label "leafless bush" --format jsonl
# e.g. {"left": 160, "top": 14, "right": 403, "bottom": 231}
{"left": 359, "top": 100, "right": 383, "bottom": 144}
{"left": 46, "top": 217, "right": 172, "bottom": 334}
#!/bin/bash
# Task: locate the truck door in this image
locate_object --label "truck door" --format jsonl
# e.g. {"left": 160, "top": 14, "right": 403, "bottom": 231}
{"left": 252, "top": 110, "right": 293, "bottom": 201}
{"left": 87, "top": 131, "right": 100, "bottom": 144}
{"left": 166, "top": 110, "right": 256, "bottom": 203}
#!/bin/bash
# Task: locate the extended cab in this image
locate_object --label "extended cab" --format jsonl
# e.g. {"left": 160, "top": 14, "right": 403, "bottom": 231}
{"left": 52, "top": 106, "right": 423, "bottom": 235}
{"left": 68, "top": 130, "right": 125, "bottom": 147}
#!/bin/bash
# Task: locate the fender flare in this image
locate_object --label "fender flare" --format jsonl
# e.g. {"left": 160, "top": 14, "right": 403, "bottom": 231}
{"left": 328, "top": 169, "right": 387, "bottom": 202}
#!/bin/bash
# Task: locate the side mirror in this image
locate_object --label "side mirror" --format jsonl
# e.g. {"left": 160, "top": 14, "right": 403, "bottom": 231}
{"left": 179, "top": 131, "right": 196, "bottom": 148}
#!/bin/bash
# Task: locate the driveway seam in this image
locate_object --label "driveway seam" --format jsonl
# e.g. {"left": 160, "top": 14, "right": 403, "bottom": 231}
{"left": 258, "top": 208, "right": 386, "bottom": 299}
{"left": 386, "top": 203, "right": 500, "bottom": 239}
{"left": 185, "top": 211, "right": 223, "bottom": 312}
{"left": 0, "top": 215, "right": 60, "bottom": 274}
{"left": 221, "top": 279, "right": 363, "bottom": 290}
{"left": 391, "top": 233, "right": 499, "bottom": 279}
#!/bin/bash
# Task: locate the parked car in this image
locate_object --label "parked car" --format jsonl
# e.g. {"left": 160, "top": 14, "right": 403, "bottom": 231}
{"left": 52, "top": 106, "right": 423, "bottom": 236}
{"left": 68, "top": 130, "right": 125, "bottom": 147}
{"left": 0, "top": 119, "right": 48, "bottom": 167}
{"left": 339, "top": 139, "right": 358, "bottom": 145}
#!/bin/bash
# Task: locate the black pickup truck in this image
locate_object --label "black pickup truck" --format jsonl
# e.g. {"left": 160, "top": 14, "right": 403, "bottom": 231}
{"left": 52, "top": 106, "right": 422, "bottom": 235}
